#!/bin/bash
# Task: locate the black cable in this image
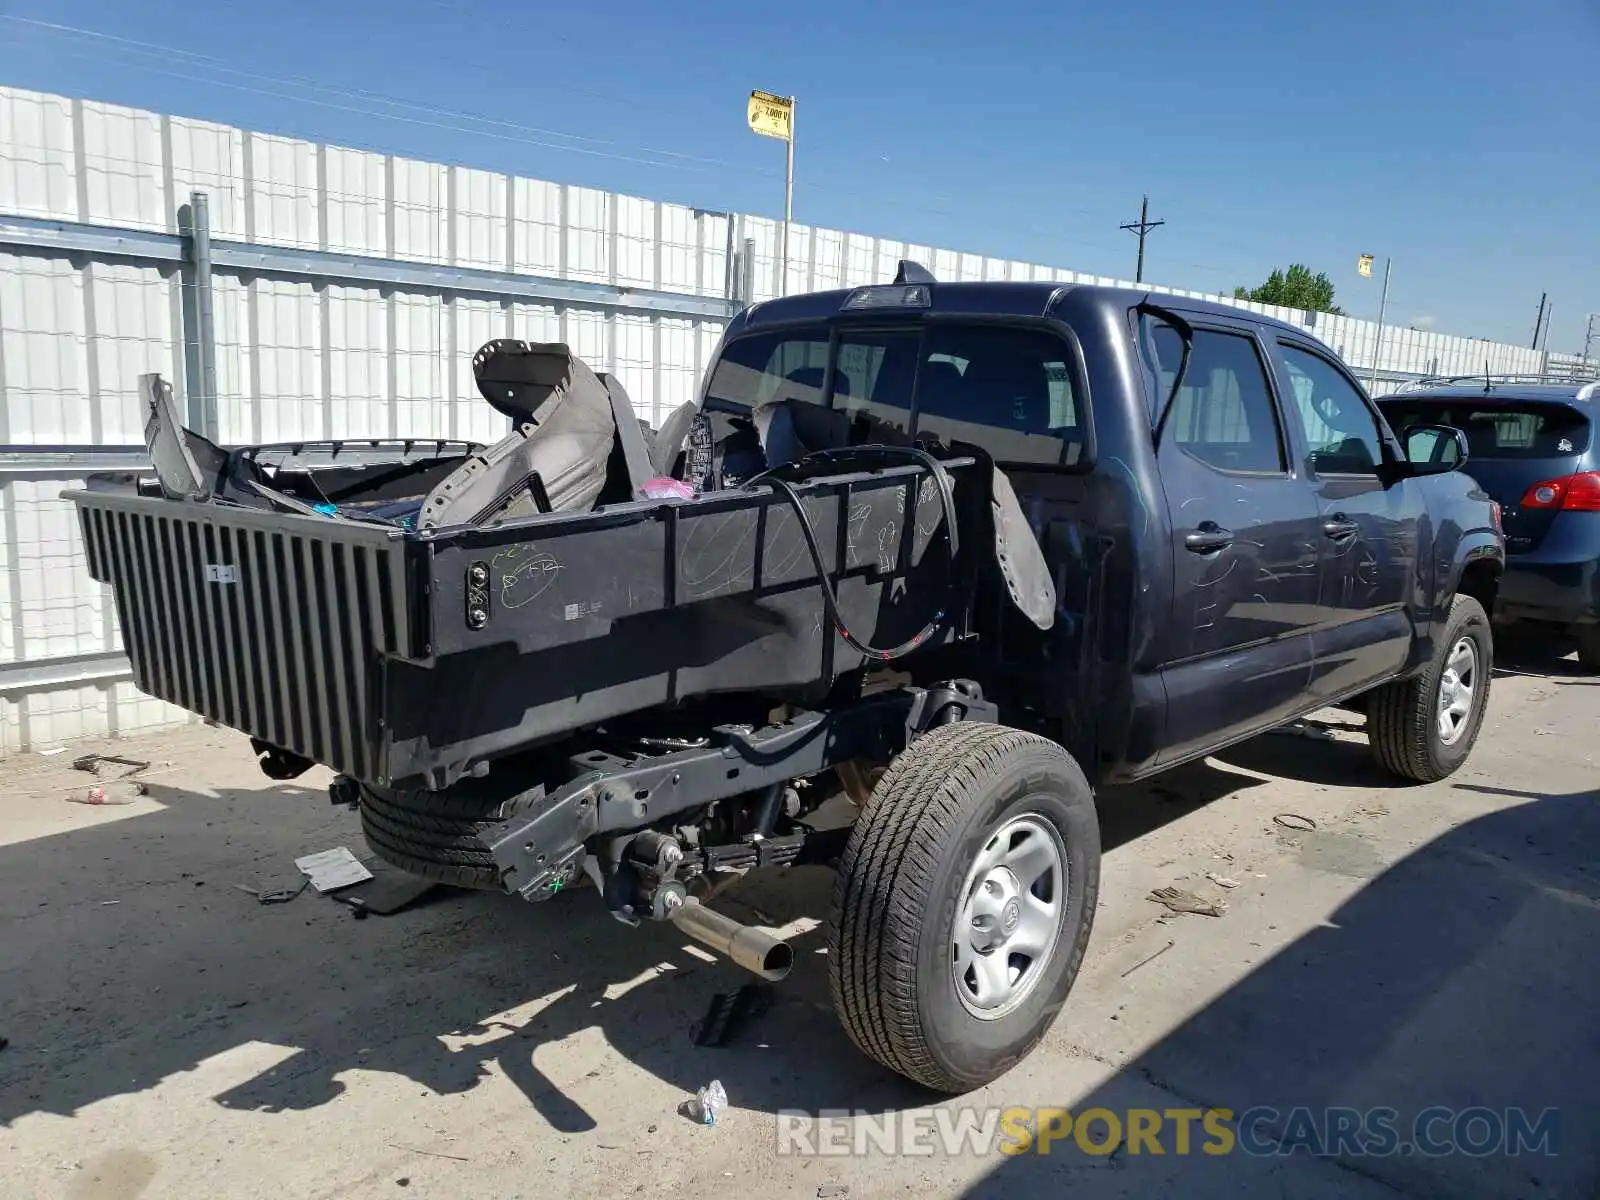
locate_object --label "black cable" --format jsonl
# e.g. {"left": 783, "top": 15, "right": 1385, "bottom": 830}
{"left": 744, "top": 445, "right": 962, "bottom": 663}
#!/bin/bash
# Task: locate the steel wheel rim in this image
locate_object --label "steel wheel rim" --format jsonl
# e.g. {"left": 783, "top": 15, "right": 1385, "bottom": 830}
{"left": 1437, "top": 636, "right": 1478, "bottom": 747}
{"left": 952, "top": 813, "right": 1067, "bottom": 1020}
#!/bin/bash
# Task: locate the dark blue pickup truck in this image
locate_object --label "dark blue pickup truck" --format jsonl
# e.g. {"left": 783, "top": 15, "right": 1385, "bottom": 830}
{"left": 70, "top": 267, "right": 1503, "bottom": 1095}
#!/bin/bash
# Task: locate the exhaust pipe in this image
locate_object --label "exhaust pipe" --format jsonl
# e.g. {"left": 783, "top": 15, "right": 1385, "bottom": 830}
{"left": 669, "top": 897, "right": 794, "bottom": 981}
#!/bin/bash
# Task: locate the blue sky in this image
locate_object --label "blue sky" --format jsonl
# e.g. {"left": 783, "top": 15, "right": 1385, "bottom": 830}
{"left": 2, "top": 0, "right": 1596, "bottom": 352}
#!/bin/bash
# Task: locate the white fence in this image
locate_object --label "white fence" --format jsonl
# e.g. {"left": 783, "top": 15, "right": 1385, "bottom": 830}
{"left": 0, "top": 82, "right": 1589, "bottom": 751}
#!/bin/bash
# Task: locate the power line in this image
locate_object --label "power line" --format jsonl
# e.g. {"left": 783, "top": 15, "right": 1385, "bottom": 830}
{"left": 1119, "top": 195, "right": 1164, "bottom": 285}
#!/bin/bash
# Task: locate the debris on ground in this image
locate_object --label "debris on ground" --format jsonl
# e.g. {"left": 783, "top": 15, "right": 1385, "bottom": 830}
{"left": 817, "top": 1186, "right": 851, "bottom": 1198}
{"left": 679, "top": 1079, "right": 727, "bottom": 1126}
{"left": 66, "top": 781, "right": 147, "bottom": 806}
{"left": 293, "top": 847, "right": 374, "bottom": 893}
{"left": 1205, "top": 871, "right": 1241, "bottom": 889}
{"left": 234, "top": 880, "right": 309, "bottom": 906}
{"left": 1273, "top": 813, "right": 1318, "bottom": 833}
{"left": 1147, "top": 887, "right": 1226, "bottom": 918}
{"left": 331, "top": 868, "right": 439, "bottom": 917}
{"left": 1269, "top": 720, "right": 1336, "bottom": 742}
{"left": 66, "top": 753, "right": 155, "bottom": 806}
{"left": 693, "top": 984, "right": 774, "bottom": 1047}
{"left": 1120, "top": 939, "right": 1176, "bottom": 979}
{"left": 72, "top": 752, "right": 153, "bottom": 777}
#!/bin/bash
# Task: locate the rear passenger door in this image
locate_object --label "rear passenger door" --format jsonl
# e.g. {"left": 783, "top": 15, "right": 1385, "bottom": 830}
{"left": 1143, "top": 316, "right": 1323, "bottom": 763}
{"left": 1273, "top": 340, "right": 1422, "bottom": 701}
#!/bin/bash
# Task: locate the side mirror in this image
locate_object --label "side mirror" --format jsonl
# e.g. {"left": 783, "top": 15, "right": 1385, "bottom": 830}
{"left": 1402, "top": 423, "right": 1470, "bottom": 475}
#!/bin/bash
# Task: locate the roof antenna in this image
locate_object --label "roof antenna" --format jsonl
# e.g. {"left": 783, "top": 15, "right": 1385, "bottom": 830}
{"left": 1483, "top": 358, "right": 1492, "bottom": 394}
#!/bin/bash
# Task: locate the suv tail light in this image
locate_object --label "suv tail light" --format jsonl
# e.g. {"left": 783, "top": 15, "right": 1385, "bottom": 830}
{"left": 1518, "top": 471, "right": 1600, "bottom": 511}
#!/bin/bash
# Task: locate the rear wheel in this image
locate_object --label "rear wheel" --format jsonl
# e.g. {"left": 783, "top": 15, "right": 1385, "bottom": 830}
{"left": 358, "top": 781, "right": 508, "bottom": 891}
{"left": 828, "top": 722, "right": 1100, "bottom": 1093}
{"left": 1368, "top": 594, "right": 1492, "bottom": 782}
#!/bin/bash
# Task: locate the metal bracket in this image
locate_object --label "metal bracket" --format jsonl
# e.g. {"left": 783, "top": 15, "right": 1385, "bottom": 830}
{"left": 483, "top": 681, "right": 991, "bottom": 901}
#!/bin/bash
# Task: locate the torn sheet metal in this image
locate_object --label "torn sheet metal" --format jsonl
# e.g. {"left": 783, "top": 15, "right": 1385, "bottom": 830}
{"left": 990, "top": 466, "right": 1056, "bottom": 630}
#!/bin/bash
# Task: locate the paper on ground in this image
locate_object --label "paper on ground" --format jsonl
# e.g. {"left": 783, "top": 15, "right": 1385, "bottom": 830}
{"left": 294, "top": 847, "right": 374, "bottom": 892}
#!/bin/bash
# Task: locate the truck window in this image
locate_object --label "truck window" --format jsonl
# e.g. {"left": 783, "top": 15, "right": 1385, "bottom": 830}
{"left": 704, "top": 330, "right": 919, "bottom": 437}
{"left": 704, "top": 324, "right": 1086, "bottom": 466}
{"left": 1278, "top": 343, "right": 1386, "bottom": 476}
{"left": 912, "top": 325, "right": 1084, "bottom": 466}
{"left": 1147, "top": 321, "right": 1285, "bottom": 474}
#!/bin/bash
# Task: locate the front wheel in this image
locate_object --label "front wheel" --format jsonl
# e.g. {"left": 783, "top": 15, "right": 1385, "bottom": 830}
{"left": 1368, "top": 594, "right": 1492, "bottom": 782}
{"left": 827, "top": 722, "right": 1100, "bottom": 1093}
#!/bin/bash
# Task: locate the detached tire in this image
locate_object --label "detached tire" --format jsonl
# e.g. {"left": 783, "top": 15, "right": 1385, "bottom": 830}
{"left": 828, "top": 722, "right": 1100, "bottom": 1093}
{"left": 358, "top": 781, "right": 508, "bottom": 891}
{"left": 1368, "top": 594, "right": 1492, "bottom": 782}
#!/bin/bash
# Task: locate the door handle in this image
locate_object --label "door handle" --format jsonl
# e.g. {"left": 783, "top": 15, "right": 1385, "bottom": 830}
{"left": 1184, "top": 522, "right": 1234, "bottom": 554}
{"left": 1323, "top": 515, "right": 1360, "bottom": 540}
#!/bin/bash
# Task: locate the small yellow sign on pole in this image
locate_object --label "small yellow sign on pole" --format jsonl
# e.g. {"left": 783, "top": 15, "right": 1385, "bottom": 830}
{"left": 747, "top": 90, "right": 797, "bottom": 296}
{"left": 1358, "top": 254, "right": 1374, "bottom": 278}
{"left": 747, "top": 90, "right": 794, "bottom": 141}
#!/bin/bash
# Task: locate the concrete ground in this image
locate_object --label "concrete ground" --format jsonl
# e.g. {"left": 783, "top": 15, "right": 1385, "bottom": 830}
{"left": 1, "top": 638, "right": 1596, "bottom": 1200}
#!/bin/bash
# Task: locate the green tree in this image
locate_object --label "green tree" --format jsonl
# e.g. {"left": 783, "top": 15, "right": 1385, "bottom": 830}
{"left": 1232, "top": 264, "right": 1345, "bottom": 315}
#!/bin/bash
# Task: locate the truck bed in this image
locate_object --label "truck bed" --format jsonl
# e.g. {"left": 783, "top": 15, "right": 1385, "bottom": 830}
{"left": 72, "top": 455, "right": 979, "bottom": 789}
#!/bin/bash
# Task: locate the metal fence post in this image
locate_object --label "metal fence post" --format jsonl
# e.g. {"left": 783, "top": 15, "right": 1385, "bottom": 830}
{"left": 178, "top": 190, "right": 219, "bottom": 440}
{"left": 740, "top": 238, "right": 757, "bottom": 307}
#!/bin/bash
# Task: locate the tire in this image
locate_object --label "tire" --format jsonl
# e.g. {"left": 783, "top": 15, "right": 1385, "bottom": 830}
{"left": 1575, "top": 625, "right": 1600, "bottom": 673}
{"left": 358, "top": 780, "right": 509, "bottom": 891}
{"left": 1368, "top": 594, "right": 1492, "bottom": 782}
{"left": 827, "top": 721, "right": 1101, "bottom": 1093}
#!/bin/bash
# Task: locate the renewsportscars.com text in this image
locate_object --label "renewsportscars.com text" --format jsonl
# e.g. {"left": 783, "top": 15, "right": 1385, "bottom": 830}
{"left": 775, "top": 1105, "right": 1561, "bottom": 1159}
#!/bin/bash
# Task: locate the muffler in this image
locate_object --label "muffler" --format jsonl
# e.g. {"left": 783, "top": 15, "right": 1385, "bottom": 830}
{"left": 669, "top": 897, "right": 794, "bottom": 981}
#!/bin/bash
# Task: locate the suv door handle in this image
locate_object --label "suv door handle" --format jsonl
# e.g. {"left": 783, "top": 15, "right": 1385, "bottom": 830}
{"left": 1323, "top": 515, "right": 1360, "bottom": 540}
{"left": 1184, "top": 522, "right": 1234, "bottom": 554}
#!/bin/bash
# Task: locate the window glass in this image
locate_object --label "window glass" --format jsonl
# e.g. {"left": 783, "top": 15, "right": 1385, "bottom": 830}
{"left": 704, "top": 330, "right": 919, "bottom": 438}
{"left": 1380, "top": 400, "right": 1590, "bottom": 460}
{"left": 703, "top": 324, "right": 1087, "bottom": 466}
{"left": 1279, "top": 343, "right": 1385, "bottom": 475}
{"left": 1146, "top": 321, "right": 1284, "bottom": 473}
{"left": 912, "top": 325, "right": 1083, "bottom": 466}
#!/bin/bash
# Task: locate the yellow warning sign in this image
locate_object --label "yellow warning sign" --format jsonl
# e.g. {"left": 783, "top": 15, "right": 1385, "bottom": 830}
{"left": 1358, "top": 254, "right": 1374, "bottom": 278}
{"left": 747, "top": 90, "right": 794, "bottom": 141}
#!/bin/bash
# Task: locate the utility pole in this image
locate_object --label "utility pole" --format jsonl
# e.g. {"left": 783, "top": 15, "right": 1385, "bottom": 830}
{"left": 1531, "top": 292, "right": 1547, "bottom": 350}
{"left": 1585, "top": 313, "right": 1598, "bottom": 364}
{"left": 1366, "top": 256, "right": 1392, "bottom": 392}
{"left": 1119, "top": 195, "right": 1164, "bottom": 285}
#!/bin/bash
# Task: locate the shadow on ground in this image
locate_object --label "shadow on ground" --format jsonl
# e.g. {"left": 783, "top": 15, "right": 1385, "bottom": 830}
{"left": 1493, "top": 625, "right": 1599, "bottom": 684}
{"left": 962, "top": 787, "right": 1600, "bottom": 1200}
{"left": 0, "top": 745, "right": 1321, "bottom": 1140}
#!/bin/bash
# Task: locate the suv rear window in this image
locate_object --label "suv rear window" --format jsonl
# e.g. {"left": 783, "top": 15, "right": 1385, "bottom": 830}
{"left": 1379, "top": 400, "right": 1591, "bottom": 459}
{"left": 704, "top": 324, "right": 1085, "bottom": 467}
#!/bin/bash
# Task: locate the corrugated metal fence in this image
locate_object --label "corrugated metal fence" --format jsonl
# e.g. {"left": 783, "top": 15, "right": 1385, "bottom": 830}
{"left": 0, "top": 83, "right": 1592, "bottom": 750}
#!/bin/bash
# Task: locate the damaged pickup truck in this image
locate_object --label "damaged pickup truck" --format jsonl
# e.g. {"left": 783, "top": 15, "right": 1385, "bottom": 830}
{"left": 68, "top": 267, "right": 1503, "bottom": 1092}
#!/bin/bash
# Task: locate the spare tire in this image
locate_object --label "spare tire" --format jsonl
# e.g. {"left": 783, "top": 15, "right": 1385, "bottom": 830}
{"left": 358, "top": 781, "right": 509, "bottom": 891}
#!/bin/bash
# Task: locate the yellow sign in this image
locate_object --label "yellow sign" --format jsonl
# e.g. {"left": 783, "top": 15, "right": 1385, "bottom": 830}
{"left": 1358, "top": 254, "right": 1374, "bottom": 278}
{"left": 747, "top": 90, "right": 794, "bottom": 141}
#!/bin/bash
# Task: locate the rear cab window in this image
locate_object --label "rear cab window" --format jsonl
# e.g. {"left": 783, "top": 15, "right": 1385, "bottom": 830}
{"left": 703, "top": 322, "right": 1088, "bottom": 468}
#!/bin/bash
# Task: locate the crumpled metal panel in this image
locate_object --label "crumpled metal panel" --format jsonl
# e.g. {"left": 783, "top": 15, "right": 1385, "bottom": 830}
{"left": 990, "top": 466, "right": 1056, "bottom": 631}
